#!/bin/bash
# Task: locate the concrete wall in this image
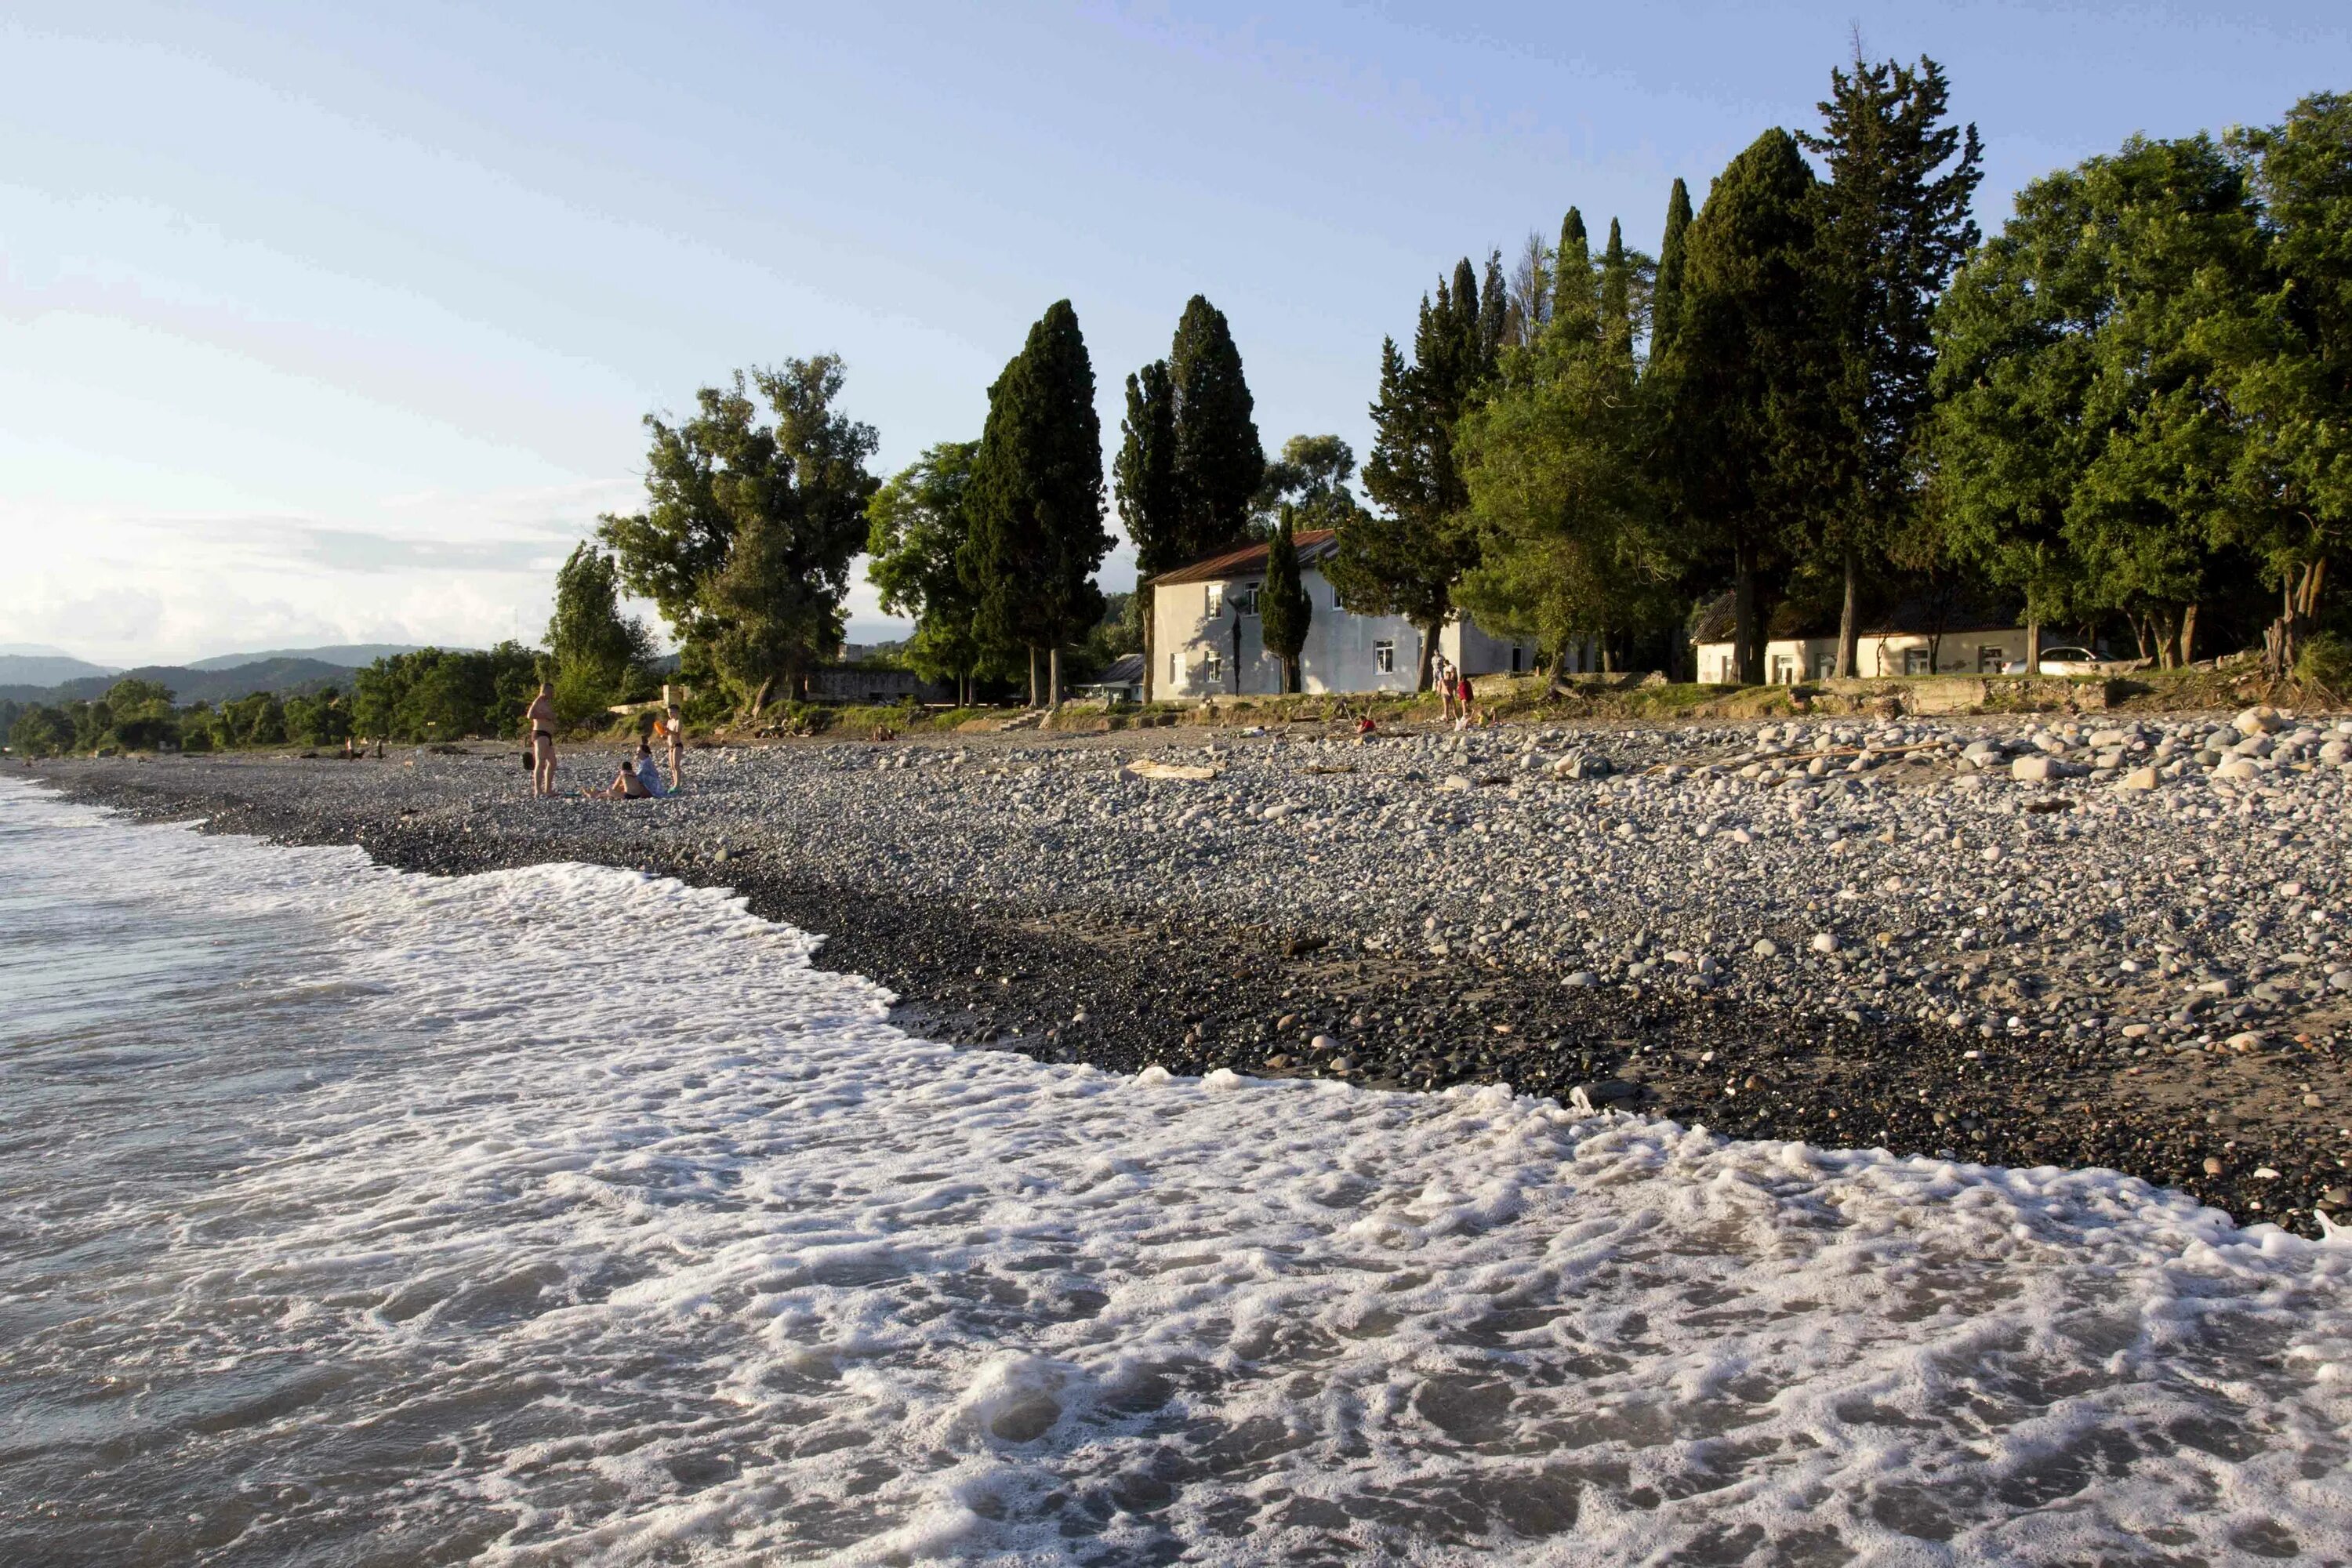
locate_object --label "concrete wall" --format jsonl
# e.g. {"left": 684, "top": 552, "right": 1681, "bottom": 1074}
{"left": 1150, "top": 569, "right": 1534, "bottom": 699}
{"left": 1693, "top": 629, "right": 2031, "bottom": 685}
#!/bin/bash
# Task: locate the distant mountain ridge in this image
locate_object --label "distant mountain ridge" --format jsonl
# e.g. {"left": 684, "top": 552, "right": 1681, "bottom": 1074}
{"left": 0, "top": 654, "right": 119, "bottom": 688}
{"left": 186, "top": 643, "right": 449, "bottom": 671}
{"left": 2, "top": 658, "right": 358, "bottom": 708}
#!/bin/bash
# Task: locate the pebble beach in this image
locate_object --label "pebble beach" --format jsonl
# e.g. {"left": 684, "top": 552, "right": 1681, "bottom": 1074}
{"left": 40, "top": 700, "right": 2352, "bottom": 1235}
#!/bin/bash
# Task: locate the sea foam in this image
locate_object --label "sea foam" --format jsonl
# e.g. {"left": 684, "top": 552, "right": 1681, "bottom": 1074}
{"left": 2, "top": 781, "right": 2349, "bottom": 1565}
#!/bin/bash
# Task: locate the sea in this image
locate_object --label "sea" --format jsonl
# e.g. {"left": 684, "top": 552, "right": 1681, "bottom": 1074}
{"left": 2, "top": 779, "right": 2348, "bottom": 1566}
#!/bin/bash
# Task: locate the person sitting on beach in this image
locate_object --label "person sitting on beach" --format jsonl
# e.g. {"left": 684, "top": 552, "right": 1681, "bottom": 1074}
{"left": 598, "top": 753, "right": 655, "bottom": 800}
{"left": 631, "top": 742, "right": 667, "bottom": 798}
{"left": 524, "top": 683, "right": 557, "bottom": 797}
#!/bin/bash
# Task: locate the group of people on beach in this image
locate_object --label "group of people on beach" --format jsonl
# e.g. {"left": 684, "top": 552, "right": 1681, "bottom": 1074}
{"left": 522, "top": 683, "right": 684, "bottom": 801}
{"left": 1432, "top": 654, "right": 1482, "bottom": 729}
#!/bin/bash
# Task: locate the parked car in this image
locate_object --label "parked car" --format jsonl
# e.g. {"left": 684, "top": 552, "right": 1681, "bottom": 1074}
{"left": 1999, "top": 645, "right": 2105, "bottom": 676}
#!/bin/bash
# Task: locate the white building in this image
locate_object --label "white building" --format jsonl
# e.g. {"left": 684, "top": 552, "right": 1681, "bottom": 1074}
{"left": 1692, "top": 623, "right": 2034, "bottom": 685}
{"left": 1147, "top": 529, "right": 1535, "bottom": 699}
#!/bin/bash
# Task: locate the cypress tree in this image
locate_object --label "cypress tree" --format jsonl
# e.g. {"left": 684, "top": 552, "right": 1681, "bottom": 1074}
{"left": 1555, "top": 209, "right": 1597, "bottom": 337}
{"left": 1330, "top": 262, "right": 1490, "bottom": 689}
{"left": 1114, "top": 360, "right": 1180, "bottom": 699}
{"left": 1259, "top": 504, "right": 1312, "bottom": 693}
{"left": 962, "top": 300, "right": 1108, "bottom": 707}
{"left": 1478, "top": 249, "right": 1510, "bottom": 369}
{"left": 1659, "top": 129, "right": 1831, "bottom": 685}
{"left": 1599, "top": 218, "right": 1634, "bottom": 363}
{"left": 1653, "top": 179, "right": 1693, "bottom": 353}
{"left": 1167, "top": 295, "right": 1265, "bottom": 561}
{"left": 1802, "top": 53, "right": 1984, "bottom": 676}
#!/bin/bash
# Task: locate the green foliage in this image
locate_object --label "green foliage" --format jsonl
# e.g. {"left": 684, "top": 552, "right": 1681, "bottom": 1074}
{"left": 1331, "top": 259, "right": 1499, "bottom": 687}
{"left": 1115, "top": 361, "right": 1182, "bottom": 574}
{"left": 1655, "top": 128, "right": 1834, "bottom": 682}
{"left": 348, "top": 644, "right": 542, "bottom": 742}
{"left": 1931, "top": 132, "right": 2267, "bottom": 642}
{"left": 1458, "top": 220, "right": 1675, "bottom": 658}
{"left": 961, "top": 301, "right": 1109, "bottom": 697}
{"left": 1167, "top": 295, "right": 1265, "bottom": 559}
{"left": 1652, "top": 179, "right": 1693, "bottom": 354}
{"left": 547, "top": 542, "right": 655, "bottom": 724}
{"left": 2296, "top": 630, "right": 2352, "bottom": 688}
{"left": 2220, "top": 93, "right": 2352, "bottom": 610}
{"left": 8, "top": 704, "right": 69, "bottom": 758}
{"left": 100, "top": 678, "right": 179, "bottom": 750}
{"left": 1800, "top": 53, "right": 1984, "bottom": 660}
{"left": 599, "top": 358, "right": 879, "bottom": 711}
{"left": 1259, "top": 506, "right": 1313, "bottom": 691}
{"left": 866, "top": 439, "right": 1011, "bottom": 695}
{"left": 1250, "top": 434, "right": 1367, "bottom": 537}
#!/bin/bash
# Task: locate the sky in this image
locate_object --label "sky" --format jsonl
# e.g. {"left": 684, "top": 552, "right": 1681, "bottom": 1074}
{"left": 2, "top": 1, "right": 2344, "bottom": 669}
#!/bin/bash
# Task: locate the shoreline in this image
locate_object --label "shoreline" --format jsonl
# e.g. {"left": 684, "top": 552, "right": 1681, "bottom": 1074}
{"left": 24, "top": 714, "right": 2352, "bottom": 1236}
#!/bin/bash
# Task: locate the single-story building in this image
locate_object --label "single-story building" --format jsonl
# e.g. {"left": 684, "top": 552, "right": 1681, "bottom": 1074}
{"left": 1692, "top": 621, "right": 2035, "bottom": 684}
{"left": 1147, "top": 530, "right": 1536, "bottom": 699}
{"left": 1073, "top": 652, "right": 1145, "bottom": 705}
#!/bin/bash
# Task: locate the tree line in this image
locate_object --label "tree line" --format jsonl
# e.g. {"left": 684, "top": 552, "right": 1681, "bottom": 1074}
{"left": 14, "top": 60, "right": 2343, "bottom": 759}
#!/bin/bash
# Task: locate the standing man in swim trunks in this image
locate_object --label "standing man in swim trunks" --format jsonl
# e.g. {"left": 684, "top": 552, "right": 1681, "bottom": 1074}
{"left": 525, "top": 681, "right": 557, "bottom": 797}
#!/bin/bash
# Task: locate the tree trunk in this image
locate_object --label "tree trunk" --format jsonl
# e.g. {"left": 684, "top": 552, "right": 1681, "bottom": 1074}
{"left": 1141, "top": 586, "right": 1156, "bottom": 704}
{"left": 1835, "top": 553, "right": 1860, "bottom": 679}
{"left": 1027, "top": 647, "right": 1040, "bottom": 708}
{"left": 2023, "top": 620, "right": 2040, "bottom": 678}
{"left": 2179, "top": 602, "right": 2198, "bottom": 667}
{"left": 749, "top": 677, "right": 774, "bottom": 717}
{"left": 1415, "top": 622, "right": 1438, "bottom": 691}
{"left": 1049, "top": 646, "right": 1062, "bottom": 709}
{"left": 2154, "top": 608, "right": 2179, "bottom": 670}
{"left": 1733, "top": 552, "right": 1761, "bottom": 686}
{"left": 1283, "top": 655, "right": 1299, "bottom": 695}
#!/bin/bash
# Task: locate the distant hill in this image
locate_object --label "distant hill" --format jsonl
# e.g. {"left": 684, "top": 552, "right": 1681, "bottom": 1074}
{"left": 0, "top": 653, "right": 118, "bottom": 687}
{"left": 38, "top": 659, "right": 357, "bottom": 707}
{"left": 185, "top": 643, "right": 448, "bottom": 671}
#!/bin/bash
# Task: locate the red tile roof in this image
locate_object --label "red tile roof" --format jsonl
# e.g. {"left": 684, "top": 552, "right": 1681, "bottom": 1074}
{"left": 1147, "top": 528, "right": 1338, "bottom": 586}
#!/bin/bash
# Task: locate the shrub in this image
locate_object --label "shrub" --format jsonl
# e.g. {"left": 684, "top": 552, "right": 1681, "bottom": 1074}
{"left": 2296, "top": 631, "right": 2352, "bottom": 691}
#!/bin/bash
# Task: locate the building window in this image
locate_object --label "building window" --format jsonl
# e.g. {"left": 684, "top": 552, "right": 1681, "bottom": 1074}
{"left": 1509, "top": 645, "right": 1523, "bottom": 673}
{"left": 1815, "top": 651, "right": 1836, "bottom": 680}
{"left": 1904, "top": 648, "right": 1931, "bottom": 677}
{"left": 1374, "top": 640, "right": 1396, "bottom": 674}
{"left": 1234, "top": 584, "right": 1258, "bottom": 615}
{"left": 1206, "top": 583, "right": 1224, "bottom": 615}
{"left": 1978, "top": 645, "right": 2006, "bottom": 673}
{"left": 1169, "top": 652, "right": 1181, "bottom": 685}
{"left": 1330, "top": 583, "right": 1344, "bottom": 609}
{"left": 1771, "top": 655, "right": 1797, "bottom": 684}
{"left": 1203, "top": 651, "right": 1223, "bottom": 684}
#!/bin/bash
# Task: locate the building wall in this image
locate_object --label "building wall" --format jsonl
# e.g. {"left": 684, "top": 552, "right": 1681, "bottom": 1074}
{"left": 1693, "top": 629, "right": 2031, "bottom": 684}
{"left": 1149, "top": 568, "right": 1533, "bottom": 699}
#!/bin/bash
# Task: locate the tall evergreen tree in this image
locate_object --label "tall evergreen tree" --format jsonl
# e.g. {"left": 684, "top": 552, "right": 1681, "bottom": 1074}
{"left": 1167, "top": 295, "right": 1265, "bottom": 561}
{"left": 1114, "top": 361, "right": 1180, "bottom": 699}
{"left": 1259, "top": 505, "right": 1313, "bottom": 693}
{"left": 1652, "top": 179, "right": 1694, "bottom": 353}
{"left": 1479, "top": 249, "right": 1511, "bottom": 367}
{"left": 1599, "top": 218, "right": 1635, "bottom": 363}
{"left": 1555, "top": 209, "right": 1597, "bottom": 336}
{"left": 1657, "top": 129, "right": 1833, "bottom": 684}
{"left": 1330, "top": 262, "right": 1494, "bottom": 688}
{"left": 1801, "top": 53, "right": 1984, "bottom": 675}
{"left": 961, "top": 301, "right": 1109, "bottom": 707}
